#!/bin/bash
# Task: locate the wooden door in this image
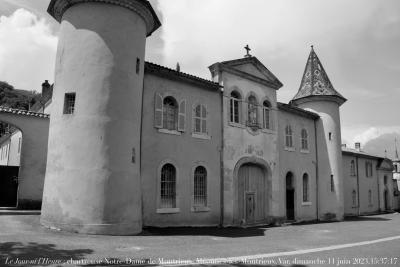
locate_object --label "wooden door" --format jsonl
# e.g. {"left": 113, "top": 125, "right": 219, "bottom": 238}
{"left": 286, "top": 172, "right": 295, "bottom": 220}
{"left": 238, "top": 164, "right": 266, "bottom": 224}
{"left": 0, "top": 166, "right": 19, "bottom": 207}
{"left": 245, "top": 192, "right": 255, "bottom": 223}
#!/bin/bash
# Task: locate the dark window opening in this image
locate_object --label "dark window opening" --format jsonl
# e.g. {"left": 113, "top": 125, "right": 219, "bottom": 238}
{"left": 63, "top": 93, "right": 76, "bottom": 114}
{"left": 329, "top": 132, "right": 332, "bottom": 140}
{"left": 136, "top": 58, "right": 140, "bottom": 74}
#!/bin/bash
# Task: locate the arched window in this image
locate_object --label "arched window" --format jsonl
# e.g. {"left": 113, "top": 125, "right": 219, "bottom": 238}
{"left": 163, "top": 97, "right": 178, "bottom": 131}
{"left": 285, "top": 125, "right": 293, "bottom": 148}
{"left": 247, "top": 95, "right": 258, "bottom": 126}
{"left": 352, "top": 190, "right": 357, "bottom": 206}
{"left": 368, "top": 190, "right": 372, "bottom": 205}
{"left": 160, "top": 164, "right": 176, "bottom": 208}
{"left": 302, "top": 173, "right": 309, "bottom": 202}
{"left": 230, "top": 91, "right": 241, "bottom": 123}
{"left": 193, "top": 104, "right": 207, "bottom": 134}
{"left": 194, "top": 166, "right": 207, "bottom": 207}
{"left": 262, "top": 100, "right": 271, "bottom": 129}
{"left": 350, "top": 160, "right": 356, "bottom": 176}
{"left": 301, "top": 129, "right": 308, "bottom": 150}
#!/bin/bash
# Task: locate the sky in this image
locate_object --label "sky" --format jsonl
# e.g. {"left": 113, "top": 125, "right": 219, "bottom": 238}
{"left": 0, "top": 0, "right": 399, "bottom": 155}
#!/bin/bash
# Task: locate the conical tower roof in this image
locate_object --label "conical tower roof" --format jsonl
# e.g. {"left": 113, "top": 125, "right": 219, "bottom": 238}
{"left": 292, "top": 46, "right": 346, "bottom": 105}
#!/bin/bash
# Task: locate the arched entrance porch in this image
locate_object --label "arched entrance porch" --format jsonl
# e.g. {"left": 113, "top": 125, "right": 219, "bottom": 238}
{"left": 0, "top": 107, "right": 49, "bottom": 209}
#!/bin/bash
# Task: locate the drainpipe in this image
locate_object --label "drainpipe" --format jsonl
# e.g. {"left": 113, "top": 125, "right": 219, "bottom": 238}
{"left": 356, "top": 156, "right": 360, "bottom": 216}
{"left": 219, "top": 80, "right": 225, "bottom": 227}
{"left": 313, "top": 120, "right": 319, "bottom": 221}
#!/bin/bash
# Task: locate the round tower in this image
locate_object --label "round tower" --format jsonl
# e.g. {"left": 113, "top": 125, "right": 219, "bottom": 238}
{"left": 41, "top": 0, "right": 160, "bottom": 235}
{"left": 292, "top": 46, "right": 347, "bottom": 221}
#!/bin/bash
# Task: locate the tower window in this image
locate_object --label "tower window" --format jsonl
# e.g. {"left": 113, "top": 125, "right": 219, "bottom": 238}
{"left": 330, "top": 175, "right": 334, "bottom": 192}
{"left": 329, "top": 132, "right": 332, "bottom": 141}
{"left": 136, "top": 58, "right": 140, "bottom": 74}
{"left": 63, "top": 93, "right": 76, "bottom": 114}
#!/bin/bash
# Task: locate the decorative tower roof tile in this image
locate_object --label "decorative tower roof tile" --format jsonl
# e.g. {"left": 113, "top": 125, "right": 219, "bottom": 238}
{"left": 292, "top": 46, "right": 346, "bottom": 105}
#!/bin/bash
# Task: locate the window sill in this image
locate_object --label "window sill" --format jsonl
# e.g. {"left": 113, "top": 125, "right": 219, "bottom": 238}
{"left": 300, "top": 149, "right": 310, "bottom": 154}
{"left": 158, "top": 129, "right": 182, "bottom": 136}
{"left": 192, "top": 133, "right": 211, "bottom": 140}
{"left": 228, "top": 122, "right": 245, "bottom": 129}
{"left": 284, "top": 147, "right": 295, "bottom": 152}
{"left": 156, "top": 208, "right": 180, "bottom": 214}
{"left": 191, "top": 206, "right": 211, "bottom": 212}
{"left": 302, "top": 202, "right": 312, "bottom": 206}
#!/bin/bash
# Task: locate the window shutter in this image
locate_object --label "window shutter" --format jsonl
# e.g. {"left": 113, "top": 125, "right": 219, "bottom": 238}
{"left": 154, "top": 93, "right": 163, "bottom": 128}
{"left": 178, "top": 99, "right": 186, "bottom": 132}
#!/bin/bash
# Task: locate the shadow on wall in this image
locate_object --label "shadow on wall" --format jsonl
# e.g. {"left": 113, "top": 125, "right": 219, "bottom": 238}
{"left": 0, "top": 242, "right": 93, "bottom": 267}
{"left": 141, "top": 227, "right": 267, "bottom": 238}
{"left": 344, "top": 216, "right": 392, "bottom": 222}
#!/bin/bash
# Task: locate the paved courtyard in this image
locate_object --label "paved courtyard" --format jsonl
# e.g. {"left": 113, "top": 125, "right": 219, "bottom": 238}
{"left": 0, "top": 212, "right": 400, "bottom": 267}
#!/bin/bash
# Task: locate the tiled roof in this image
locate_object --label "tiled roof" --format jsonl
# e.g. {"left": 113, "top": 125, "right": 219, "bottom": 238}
{"left": 145, "top": 62, "right": 221, "bottom": 90}
{"left": 341, "top": 146, "right": 383, "bottom": 160}
{"left": 0, "top": 106, "right": 49, "bottom": 118}
{"left": 293, "top": 47, "right": 346, "bottom": 104}
{"left": 277, "top": 102, "right": 319, "bottom": 120}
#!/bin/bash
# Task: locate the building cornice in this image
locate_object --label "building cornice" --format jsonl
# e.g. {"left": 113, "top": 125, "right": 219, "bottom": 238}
{"left": 47, "top": 0, "right": 161, "bottom": 36}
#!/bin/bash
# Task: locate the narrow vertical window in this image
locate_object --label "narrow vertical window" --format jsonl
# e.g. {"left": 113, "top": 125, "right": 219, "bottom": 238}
{"left": 63, "top": 93, "right": 76, "bottom": 114}
{"left": 330, "top": 175, "right": 335, "bottom": 192}
{"left": 350, "top": 160, "right": 356, "bottom": 176}
{"left": 163, "top": 97, "right": 178, "bottom": 130}
{"left": 285, "top": 125, "right": 293, "bottom": 148}
{"left": 194, "top": 166, "right": 207, "bottom": 207}
{"left": 301, "top": 129, "right": 308, "bottom": 150}
{"left": 352, "top": 190, "right": 357, "bottom": 206}
{"left": 160, "top": 164, "right": 176, "bottom": 208}
{"left": 230, "top": 91, "right": 241, "bottom": 123}
{"left": 262, "top": 100, "right": 271, "bottom": 129}
{"left": 302, "top": 173, "right": 309, "bottom": 202}
{"left": 329, "top": 132, "right": 332, "bottom": 140}
{"left": 136, "top": 58, "right": 140, "bottom": 74}
{"left": 247, "top": 95, "right": 258, "bottom": 126}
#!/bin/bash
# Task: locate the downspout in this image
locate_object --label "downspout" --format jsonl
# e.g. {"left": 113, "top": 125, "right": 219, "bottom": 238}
{"left": 356, "top": 156, "right": 360, "bottom": 216}
{"left": 313, "top": 119, "right": 319, "bottom": 221}
{"left": 219, "top": 81, "right": 225, "bottom": 227}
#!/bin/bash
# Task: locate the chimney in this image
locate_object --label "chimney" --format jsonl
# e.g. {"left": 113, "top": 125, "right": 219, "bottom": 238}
{"left": 355, "top": 142, "right": 361, "bottom": 151}
{"left": 42, "top": 80, "right": 51, "bottom": 97}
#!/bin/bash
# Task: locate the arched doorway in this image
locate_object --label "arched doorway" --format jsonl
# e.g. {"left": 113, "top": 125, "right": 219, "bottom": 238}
{"left": 286, "top": 172, "right": 295, "bottom": 220}
{"left": 238, "top": 163, "right": 267, "bottom": 225}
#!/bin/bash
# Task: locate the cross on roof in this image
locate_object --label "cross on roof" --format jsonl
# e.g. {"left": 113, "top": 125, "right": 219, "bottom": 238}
{"left": 244, "top": 44, "right": 252, "bottom": 58}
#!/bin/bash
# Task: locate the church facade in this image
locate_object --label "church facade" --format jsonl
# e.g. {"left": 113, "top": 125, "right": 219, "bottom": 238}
{"left": 0, "top": 0, "right": 398, "bottom": 235}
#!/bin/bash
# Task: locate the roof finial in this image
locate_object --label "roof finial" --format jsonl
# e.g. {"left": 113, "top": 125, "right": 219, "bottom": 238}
{"left": 311, "top": 45, "right": 314, "bottom": 51}
{"left": 244, "top": 44, "right": 252, "bottom": 58}
{"left": 176, "top": 62, "right": 181, "bottom": 72}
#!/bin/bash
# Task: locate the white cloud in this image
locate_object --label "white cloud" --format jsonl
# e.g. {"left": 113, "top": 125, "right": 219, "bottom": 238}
{"left": 342, "top": 126, "right": 400, "bottom": 147}
{"left": 0, "top": 8, "right": 57, "bottom": 91}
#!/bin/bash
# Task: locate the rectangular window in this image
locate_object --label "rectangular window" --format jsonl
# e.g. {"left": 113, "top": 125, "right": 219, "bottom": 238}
{"left": 330, "top": 175, "right": 335, "bottom": 192}
{"left": 63, "top": 93, "right": 76, "bottom": 114}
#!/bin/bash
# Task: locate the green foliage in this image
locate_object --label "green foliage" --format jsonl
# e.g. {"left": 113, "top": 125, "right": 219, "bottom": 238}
{"left": 0, "top": 81, "right": 40, "bottom": 111}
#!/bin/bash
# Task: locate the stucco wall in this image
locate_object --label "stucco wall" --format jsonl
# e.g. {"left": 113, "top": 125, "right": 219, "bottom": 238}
{"left": 41, "top": 2, "right": 148, "bottom": 235}
{"left": 0, "top": 113, "right": 49, "bottom": 208}
{"left": 342, "top": 154, "right": 358, "bottom": 216}
{"left": 297, "top": 100, "right": 344, "bottom": 221}
{"left": 8, "top": 131, "right": 22, "bottom": 166}
{"left": 219, "top": 71, "right": 279, "bottom": 226}
{"left": 141, "top": 73, "right": 222, "bottom": 227}
{"left": 278, "top": 110, "right": 317, "bottom": 221}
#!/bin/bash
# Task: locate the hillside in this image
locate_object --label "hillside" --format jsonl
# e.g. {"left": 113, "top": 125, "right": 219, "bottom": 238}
{"left": 363, "top": 132, "right": 400, "bottom": 159}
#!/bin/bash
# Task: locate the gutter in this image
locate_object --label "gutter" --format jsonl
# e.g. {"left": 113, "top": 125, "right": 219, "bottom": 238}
{"left": 219, "top": 81, "right": 225, "bottom": 227}
{"left": 314, "top": 120, "right": 319, "bottom": 220}
{"left": 356, "top": 156, "right": 360, "bottom": 216}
